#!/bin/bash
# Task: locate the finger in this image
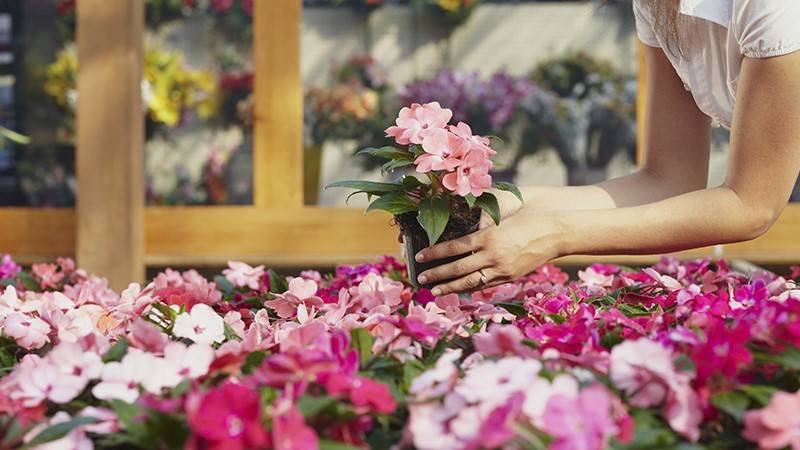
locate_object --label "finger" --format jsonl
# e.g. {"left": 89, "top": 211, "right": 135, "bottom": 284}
{"left": 417, "top": 253, "right": 489, "bottom": 286}
{"left": 416, "top": 231, "right": 483, "bottom": 263}
{"left": 431, "top": 267, "right": 499, "bottom": 296}
{"left": 478, "top": 211, "right": 495, "bottom": 230}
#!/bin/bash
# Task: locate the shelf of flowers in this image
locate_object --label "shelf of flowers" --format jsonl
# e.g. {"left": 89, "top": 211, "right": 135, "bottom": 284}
{"left": 1, "top": 253, "right": 800, "bottom": 449}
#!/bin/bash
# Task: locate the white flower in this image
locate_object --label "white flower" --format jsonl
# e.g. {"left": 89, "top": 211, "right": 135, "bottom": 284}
{"left": 410, "top": 349, "right": 462, "bottom": 401}
{"left": 162, "top": 341, "right": 214, "bottom": 379}
{"left": 91, "top": 350, "right": 163, "bottom": 403}
{"left": 172, "top": 304, "right": 225, "bottom": 345}
{"left": 223, "top": 261, "right": 265, "bottom": 290}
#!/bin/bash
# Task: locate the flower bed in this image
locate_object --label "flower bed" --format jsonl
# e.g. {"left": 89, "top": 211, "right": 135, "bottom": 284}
{"left": 1, "top": 255, "right": 800, "bottom": 449}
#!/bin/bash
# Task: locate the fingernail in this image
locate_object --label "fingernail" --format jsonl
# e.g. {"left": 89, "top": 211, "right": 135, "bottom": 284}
{"left": 418, "top": 275, "right": 428, "bottom": 284}
{"left": 415, "top": 252, "right": 425, "bottom": 262}
{"left": 431, "top": 288, "right": 441, "bottom": 296}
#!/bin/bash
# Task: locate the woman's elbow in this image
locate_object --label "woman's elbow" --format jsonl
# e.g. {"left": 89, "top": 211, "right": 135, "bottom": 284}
{"left": 739, "top": 204, "right": 783, "bottom": 241}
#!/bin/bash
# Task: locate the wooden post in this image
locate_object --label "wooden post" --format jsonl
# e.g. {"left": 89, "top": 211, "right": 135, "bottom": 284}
{"left": 76, "top": 0, "right": 144, "bottom": 289}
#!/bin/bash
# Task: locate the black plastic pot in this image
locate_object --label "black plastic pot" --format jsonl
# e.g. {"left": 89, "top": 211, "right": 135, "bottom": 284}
{"left": 396, "top": 203, "right": 481, "bottom": 289}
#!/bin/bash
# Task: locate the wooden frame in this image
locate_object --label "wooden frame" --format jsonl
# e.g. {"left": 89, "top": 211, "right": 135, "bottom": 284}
{"left": 0, "top": 1, "right": 798, "bottom": 286}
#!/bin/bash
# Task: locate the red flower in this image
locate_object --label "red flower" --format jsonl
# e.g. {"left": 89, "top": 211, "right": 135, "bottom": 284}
{"left": 186, "top": 383, "right": 269, "bottom": 450}
{"left": 325, "top": 374, "right": 397, "bottom": 414}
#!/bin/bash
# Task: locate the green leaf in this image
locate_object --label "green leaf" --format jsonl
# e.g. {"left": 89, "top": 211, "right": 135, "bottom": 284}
{"left": 319, "top": 440, "right": 362, "bottom": 450}
{"left": 381, "top": 159, "right": 414, "bottom": 174}
{"left": 268, "top": 269, "right": 289, "bottom": 294}
{"left": 109, "top": 400, "right": 143, "bottom": 429}
{"left": 297, "top": 395, "right": 337, "bottom": 417}
{"left": 417, "top": 196, "right": 450, "bottom": 245}
{"left": 213, "top": 275, "right": 235, "bottom": 295}
{"left": 356, "top": 146, "right": 411, "bottom": 160}
{"left": 774, "top": 346, "right": 800, "bottom": 370}
{"left": 23, "top": 416, "right": 99, "bottom": 448}
{"left": 401, "top": 175, "right": 425, "bottom": 191}
{"left": 366, "top": 193, "right": 418, "bottom": 215}
{"left": 17, "top": 271, "right": 39, "bottom": 291}
{"left": 350, "top": 328, "right": 374, "bottom": 367}
{"left": 492, "top": 181, "right": 524, "bottom": 203}
{"left": 495, "top": 302, "right": 527, "bottom": 317}
{"left": 738, "top": 385, "right": 779, "bottom": 406}
{"left": 325, "top": 180, "right": 403, "bottom": 194}
{"left": 711, "top": 391, "right": 749, "bottom": 423}
{"left": 475, "top": 192, "right": 501, "bottom": 225}
{"left": 242, "top": 350, "right": 267, "bottom": 374}
{"left": 102, "top": 338, "right": 128, "bottom": 363}
{"left": 464, "top": 194, "right": 477, "bottom": 209}
{"left": 224, "top": 322, "right": 242, "bottom": 341}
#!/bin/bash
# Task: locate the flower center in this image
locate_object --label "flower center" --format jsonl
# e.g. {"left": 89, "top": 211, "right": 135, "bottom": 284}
{"left": 193, "top": 325, "right": 205, "bottom": 334}
{"left": 713, "top": 343, "right": 729, "bottom": 357}
{"left": 225, "top": 415, "right": 245, "bottom": 438}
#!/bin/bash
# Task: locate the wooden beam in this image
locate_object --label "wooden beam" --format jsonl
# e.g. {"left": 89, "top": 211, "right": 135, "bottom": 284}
{"left": 253, "top": 0, "right": 304, "bottom": 209}
{"left": 76, "top": 0, "right": 144, "bottom": 289}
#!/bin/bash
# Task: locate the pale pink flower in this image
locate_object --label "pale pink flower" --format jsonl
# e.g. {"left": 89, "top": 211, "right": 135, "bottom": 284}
{"left": 352, "top": 272, "right": 404, "bottom": 311}
{"left": 223, "top": 261, "right": 265, "bottom": 290}
{"left": 127, "top": 318, "right": 169, "bottom": 353}
{"left": 79, "top": 406, "right": 120, "bottom": 434}
{"left": 173, "top": 303, "right": 225, "bottom": 345}
{"left": 24, "top": 411, "right": 93, "bottom": 450}
{"left": 265, "top": 277, "right": 324, "bottom": 319}
{"left": 0, "top": 285, "right": 22, "bottom": 317}
{"left": 49, "top": 341, "right": 104, "bottom": 381}
{"left": 31, "top": 262, "right": 64, "bottom": 289}
{"left": 12, "top": 359, "right": 86, "bottom": 406}
{"left": 163, "top": 341, "right": 214, "bottom": 379}
{"left": 115, "top": 283, "right": 156, "bottom": 321}
{"left": 56, "top": 305, "right": 104, "bottom": 343}
{"left": 414, "top": 128, "right": 467, "bottom": 173}
{"left": 385, "top": 102, "right": 452, "bottom": 145}
{"left": 473, "top": 324, "right": 535, "bottom": 357}
{"left": 410, "top": 349, "right": 462, "bottom": 401}
{"left": 441, "top": 149, "right": 493, "bottom": 197}
{"left": 664, "top": 376, "right": 702, "bottom": 442}
{"left": 522, "top": 374, "right": 579, "bottom": 426}
{"left": 643, "top": 268, "right": 683, "bottom": 291}
{"left": 579, "top": 267, "right": 615, "bottom": 290}
{"left": 223, "top": 310, "right": 246, "bottom": 338}
{"left": 542, "top": 385, "right": 618, "bottom": 450}
{"left": 455, "top": 357, "right": 541, "bottom": 412}
{"left": 449, "top": 121, "right": 496, "bottom": 156}
{"left": 3, "top": 312, "right": 50, "bottom": 350}
{"left": 743, "top": 389, "right": 800, "bottom": 450}
{"left": 92, "top": 350, "right": 169, "bottom": 402}
{"left": 610, "top": 338, "right": 677, "bottom": 407}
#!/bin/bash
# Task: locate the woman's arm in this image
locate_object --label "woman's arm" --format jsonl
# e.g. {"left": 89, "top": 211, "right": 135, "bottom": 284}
{"left": 417, "top": 50, "right": 800, "bottom": 296}
{"left": 494, "top": 44, "right": 711, "bottom": 219}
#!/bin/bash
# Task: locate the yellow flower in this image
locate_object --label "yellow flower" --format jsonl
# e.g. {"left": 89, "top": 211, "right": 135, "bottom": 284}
{"left": 43, "top": 45, "right": 78, "bottom": 110}
{"left": 437, "top": 0, "right": 462, "bottom": 12}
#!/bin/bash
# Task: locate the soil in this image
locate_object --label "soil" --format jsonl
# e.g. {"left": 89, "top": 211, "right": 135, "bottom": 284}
{"left": 395, "top": 197, "right": 481, "bottom": 289}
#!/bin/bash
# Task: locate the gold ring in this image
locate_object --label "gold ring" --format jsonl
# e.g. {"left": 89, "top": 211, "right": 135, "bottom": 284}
{"left": 478, "top": 269, "right": 488, "bottom": 286}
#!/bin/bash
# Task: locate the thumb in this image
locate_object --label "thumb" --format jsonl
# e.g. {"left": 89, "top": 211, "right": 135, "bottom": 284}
{"left": 478, "top": 211, "right": 496, "bottom": 230}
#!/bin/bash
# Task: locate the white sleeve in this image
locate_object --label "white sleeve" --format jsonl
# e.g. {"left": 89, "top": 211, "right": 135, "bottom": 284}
{"left": 633, "top": 0, "right": 661, "bottom": 48}
{"left": 733, "top": 0, "right": 800, "bottom": 58}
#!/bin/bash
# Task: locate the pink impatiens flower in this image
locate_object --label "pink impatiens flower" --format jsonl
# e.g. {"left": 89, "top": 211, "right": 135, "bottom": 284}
{"left": 448, "top": 121, "right": 496, "bottom": 157}
{"left": 265, "top": 277, "right": 324, "bottom": 319}
{"left": 610, "top": 338, "right": 677, "bottom": 407}
{"left": 187, "top": 382, "right": 270, "bottom": 450}
{"left": 414, "top": 128, "right": 467, "bottom": 173}
{"left": 12, "top": 359, "right": 87, "bottom": 407}
{"left": 473, "top": 324, "right": 535, "bottom": 357}
{"left": 3, "top": 312, "right": 51, "bottom": 350}
{"left": 173, "top": 303, "right": 226, "bottom": 345}
{"left": 385, "top": 102, "right": 452, "bottom": 146}
{"left": 542, "top": 385, "right": 618, "bottom": 450}
{"left": 223, "top": 261, "right": 265, "bottom": 290}
{"left": 441, "top": 149, "right": 493, "bottom": 197}
{"left": 272, "top": 398, "right": 319, "bottom": 450}
{"left": 743, "top": 389, "right": 800, "bottom": 450}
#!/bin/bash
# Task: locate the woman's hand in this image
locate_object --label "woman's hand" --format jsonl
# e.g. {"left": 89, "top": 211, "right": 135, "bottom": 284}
{"left": 415, "top": 208, "right": 565, "bottom": 295}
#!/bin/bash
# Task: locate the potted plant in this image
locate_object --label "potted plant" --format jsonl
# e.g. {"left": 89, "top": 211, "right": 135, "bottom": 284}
{"left": 327, "top": 101, "right": 522, "bottom": 287}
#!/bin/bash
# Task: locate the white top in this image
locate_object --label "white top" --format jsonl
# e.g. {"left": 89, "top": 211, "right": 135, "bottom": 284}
{"left": 633, "top": 0, "right": 800, "bottom": 128}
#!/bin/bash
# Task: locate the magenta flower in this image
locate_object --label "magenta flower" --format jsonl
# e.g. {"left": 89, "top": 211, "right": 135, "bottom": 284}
{"left": 743, "top": 389, "right": 800, "bottom": 450}
{"left": 0, "top": 254, "right": 21, "bottom": 279}
{"left": 690, "top": 318, "right": 752, "bottom": 385}
{"left": 272, "top": 399, "right": 318, "bottom": 450}
{"left": 542, "top": 385, "right": 618, "bottom": 450}
{"left": 441, "top": 149, "right": 493, "bottom": 197}
{"left": 187, "top": 382, "right": 269, "bottom": 450}
{"left": 414, "top": 128, "right": 467, "bottom": 173}
{"left": 325, "top": 373, "right": 396, "bottom": 414}
{"left": 385, "top": 102, "right": 452, "bottom": 146}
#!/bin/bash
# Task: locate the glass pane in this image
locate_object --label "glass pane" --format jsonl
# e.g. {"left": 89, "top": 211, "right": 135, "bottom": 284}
{"left": 0, "top": 0, "right": 75, "bottom": 207}
{"left": 302, "top": 1, "right": 639, "bottom": 207}
{"left": 144, "top": 0, "right": 253, "bottom": 205}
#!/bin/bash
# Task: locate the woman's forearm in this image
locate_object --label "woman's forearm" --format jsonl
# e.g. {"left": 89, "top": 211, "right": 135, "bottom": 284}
{"left": 496, "top": 168, "right": 706, "bottom": 217}
{"left": 551, "top": 185, "right": 779, "bottom": 257}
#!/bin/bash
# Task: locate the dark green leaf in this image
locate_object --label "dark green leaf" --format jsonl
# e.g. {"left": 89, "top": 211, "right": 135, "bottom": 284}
{"left": 224, "top": 322, "right": 242, "bottom": 341}
{"left": 325, "top": 180, "right": 403, "bottom": 194}
{"left": 268, "top": 269, "right": 289, "bottom": 294}
{"left": 495, "top": 302, "right": 527, "bottom": 317}
{"left": 24, "top": 417, "right": 99, "bottom": 448}
{"left": 102, "top": 338, "right": 128, "bottom": 363}
{"left": 319, "top": 440, "right": 362, "bottom": 450}
{"left": 109, "top": 400, "right": 143, "bottom": 429}
{"left": 711, "top": 391, "right": 749, "bottom": 423}
{"left": 242, "top": 351, "right": 267, "bottom": 374}
{"left": 464, "top": 194, "right": 477, "bottom": 209}
{"left": 17, "top": 272, "right": 39, "bottom": 291}
{"left": 356, "top": 146, "right": 411, "bottom": 160}
{"left": 417, "top": 196, "right": 450, "bottom": 244}
{"left": 350, "top": 328, "right": 374, "bottom": 367}
{"left": 401, "top": 175, "right": 425, "bottom": 191}
{"left": 738, "top": 385, "right": 779, "bottom": 406}
{"left": 381, "top": 159, "right": 413, "bottom": 174}
{"left": 213, "top": 275, "right": 235, "bottom": 294}
{"left": 774, "top": 346, "right": 800, "bottom": 370}
{"left": 492, "top": 181, "right": 524, "bottom": 203}
{"left": 366, "top": 193, "right": 418, "bottom": 215}
{"left": 475, "top": 192, "right": 500, "bottom": 225}
{"left": 0, "top": 278, "right": 14, "bottom": 287}
{"left": 0, "top": 347, "right": 16, "bottom": 368}
{"left": 297, "top": 395, "right": 337, "bottom": 417}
